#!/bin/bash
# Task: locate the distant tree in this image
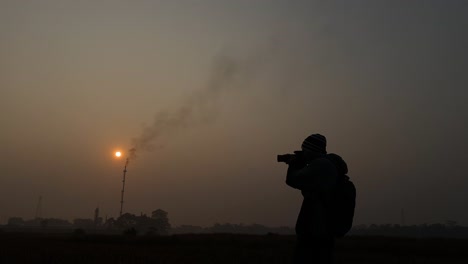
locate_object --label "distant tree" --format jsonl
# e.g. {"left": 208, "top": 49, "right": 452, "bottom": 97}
{"left": 40, "top": 219, "right": 48, "bottom": 228}
{"left": 151, "top": 209, "right": 171, "bottom": 235}
{"left": 151, "top": 209, "right": 168, "bottom": 220}
{"left": 42, "top": 218, "right": 72, "bottom": 227}
{"left": 123, "top": 227, "right": 138, "bottom": 237}
{"left": 446, "top": 220, "right": 458, "bottom": 228}
{"left": 116, "top": 213, "right": 139, "bottom": 228}
{"left": 24, "top": 218, "right": 42, "bottom": 227}
{"left": 7, "top": 217, "right": 24, "bottom": 226}
{"left": 104, "top": 217, "right": 116, "bottom": 229}
{"left": 113, "top": 210, "right": 171, "bottom": 235}
{"left": 145, "top": 226, "right": 158, "bottom": 236}
{"left": 173, "top": 225, "right": 205, "bottom": 234}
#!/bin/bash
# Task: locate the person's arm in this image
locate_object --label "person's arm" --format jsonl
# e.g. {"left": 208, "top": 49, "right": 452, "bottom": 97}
{"left": 286, "top": 158, "right": 335, "bottom": 191}
{"left": 285, "top": 164, "right": 305, "bottom": 189}
{"left": 286, "top": 163, "right": 318, "bottom": 190}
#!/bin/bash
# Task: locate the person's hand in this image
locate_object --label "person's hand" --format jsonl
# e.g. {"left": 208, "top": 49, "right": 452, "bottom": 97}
{"left": 288, "top": 156, "right": 306, "bottom": 170}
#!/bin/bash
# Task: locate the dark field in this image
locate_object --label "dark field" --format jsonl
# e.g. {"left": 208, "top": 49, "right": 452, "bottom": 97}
{"left": 1, "top": 233, "right": 467, "bottom": 264}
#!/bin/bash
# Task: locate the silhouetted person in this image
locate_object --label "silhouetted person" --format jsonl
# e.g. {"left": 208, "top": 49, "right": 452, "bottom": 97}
{"left": 286, "top": 134, "right": 337, "bottom": 264}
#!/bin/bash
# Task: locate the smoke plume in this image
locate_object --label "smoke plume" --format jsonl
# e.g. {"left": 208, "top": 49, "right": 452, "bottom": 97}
{"left": 128, "top": 53, "right": 259, "bottom": 160}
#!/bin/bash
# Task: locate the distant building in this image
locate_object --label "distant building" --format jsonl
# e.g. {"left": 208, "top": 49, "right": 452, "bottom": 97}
{"left": 94, "top": 207, "right": 103, "bottom": 226}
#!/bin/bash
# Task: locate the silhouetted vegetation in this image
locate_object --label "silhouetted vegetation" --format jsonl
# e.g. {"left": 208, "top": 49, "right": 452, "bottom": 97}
{"left": 122, "top": 227, "right": 138, "bottom": 237}
{"left": 3, "top": 212, "right": 468, "bottom": 263}
{"left": 172, "top": 223, "right": 295, "bottom": 235}
{"left": 112, "top": 210, "right": 171, "bottom": 235}
{"left": 6, "top": 215, "right": 468, "bottom": 239}
{"left": 350, "top": 222, "right": 468, "bottom": 238}
{"left": 5, "top": 208, "right": 171, "bottom": 235}
{"left": 6, "top": 208, "right": 468, "bottom": 239}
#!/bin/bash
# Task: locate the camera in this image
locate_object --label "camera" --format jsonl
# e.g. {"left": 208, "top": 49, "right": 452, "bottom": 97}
{"left": 277, "top": 150, "right": 304, "bottom": 164}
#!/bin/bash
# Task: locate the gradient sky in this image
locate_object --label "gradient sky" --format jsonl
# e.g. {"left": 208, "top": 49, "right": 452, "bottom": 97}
{"left": 1, "top": 0, "right": 468, "bottom": 227}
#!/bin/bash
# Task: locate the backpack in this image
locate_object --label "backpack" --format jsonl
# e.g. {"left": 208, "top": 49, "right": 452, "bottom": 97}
{"left": 325, "top": 154, "right": 356, "bottom": 237}
{"left": 330, "top": 175, "right": 356, "bottom": 237}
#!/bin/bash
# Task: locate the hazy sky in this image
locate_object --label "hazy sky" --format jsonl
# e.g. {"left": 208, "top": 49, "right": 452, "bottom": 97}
{"left": 1, "top": 0, "right": 468, "bottom": 227}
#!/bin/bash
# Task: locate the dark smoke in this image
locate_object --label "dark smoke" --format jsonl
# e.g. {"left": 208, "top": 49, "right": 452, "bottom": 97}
{"left": 128, "top": 54, "right": 250, "bottom": 160}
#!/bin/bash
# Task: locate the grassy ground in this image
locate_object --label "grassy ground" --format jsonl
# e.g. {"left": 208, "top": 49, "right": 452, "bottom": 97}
{"left": 0, "top": 233, "right": 467, "bottom": 263}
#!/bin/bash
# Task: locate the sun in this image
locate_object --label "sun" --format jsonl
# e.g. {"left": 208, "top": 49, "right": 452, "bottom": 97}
{"left": 115, "top": 151, "right": 122, "bottom": 157}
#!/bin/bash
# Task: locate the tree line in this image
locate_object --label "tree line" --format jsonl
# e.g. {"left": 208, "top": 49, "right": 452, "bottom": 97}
{"left": 6, "top": 209, "right": 171, "bottom": 235}
{"left": 5, "top": 211, "right": 468, "bottom": 238}
{"left": 350, "top": 222, "right": 468, "bottom": 238}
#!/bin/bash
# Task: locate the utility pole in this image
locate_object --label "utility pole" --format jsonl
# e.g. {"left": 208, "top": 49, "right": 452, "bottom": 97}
{"left": 119, "top": 158, "right": 129, "bottom": 217}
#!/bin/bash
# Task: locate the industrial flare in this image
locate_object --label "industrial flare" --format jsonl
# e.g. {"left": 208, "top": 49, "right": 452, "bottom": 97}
{"left": 115, "top": 151, "right": 122, "bottom": 157}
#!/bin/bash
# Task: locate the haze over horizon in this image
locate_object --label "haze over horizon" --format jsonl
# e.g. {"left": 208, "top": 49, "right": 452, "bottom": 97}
{"left": 1, "top": 0, "right": 468, "bottom": 227}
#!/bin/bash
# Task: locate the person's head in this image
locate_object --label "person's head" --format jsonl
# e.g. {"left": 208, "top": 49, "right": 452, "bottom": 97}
{"left": 301, "top": 134, "right": 327, "bottom": 160}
